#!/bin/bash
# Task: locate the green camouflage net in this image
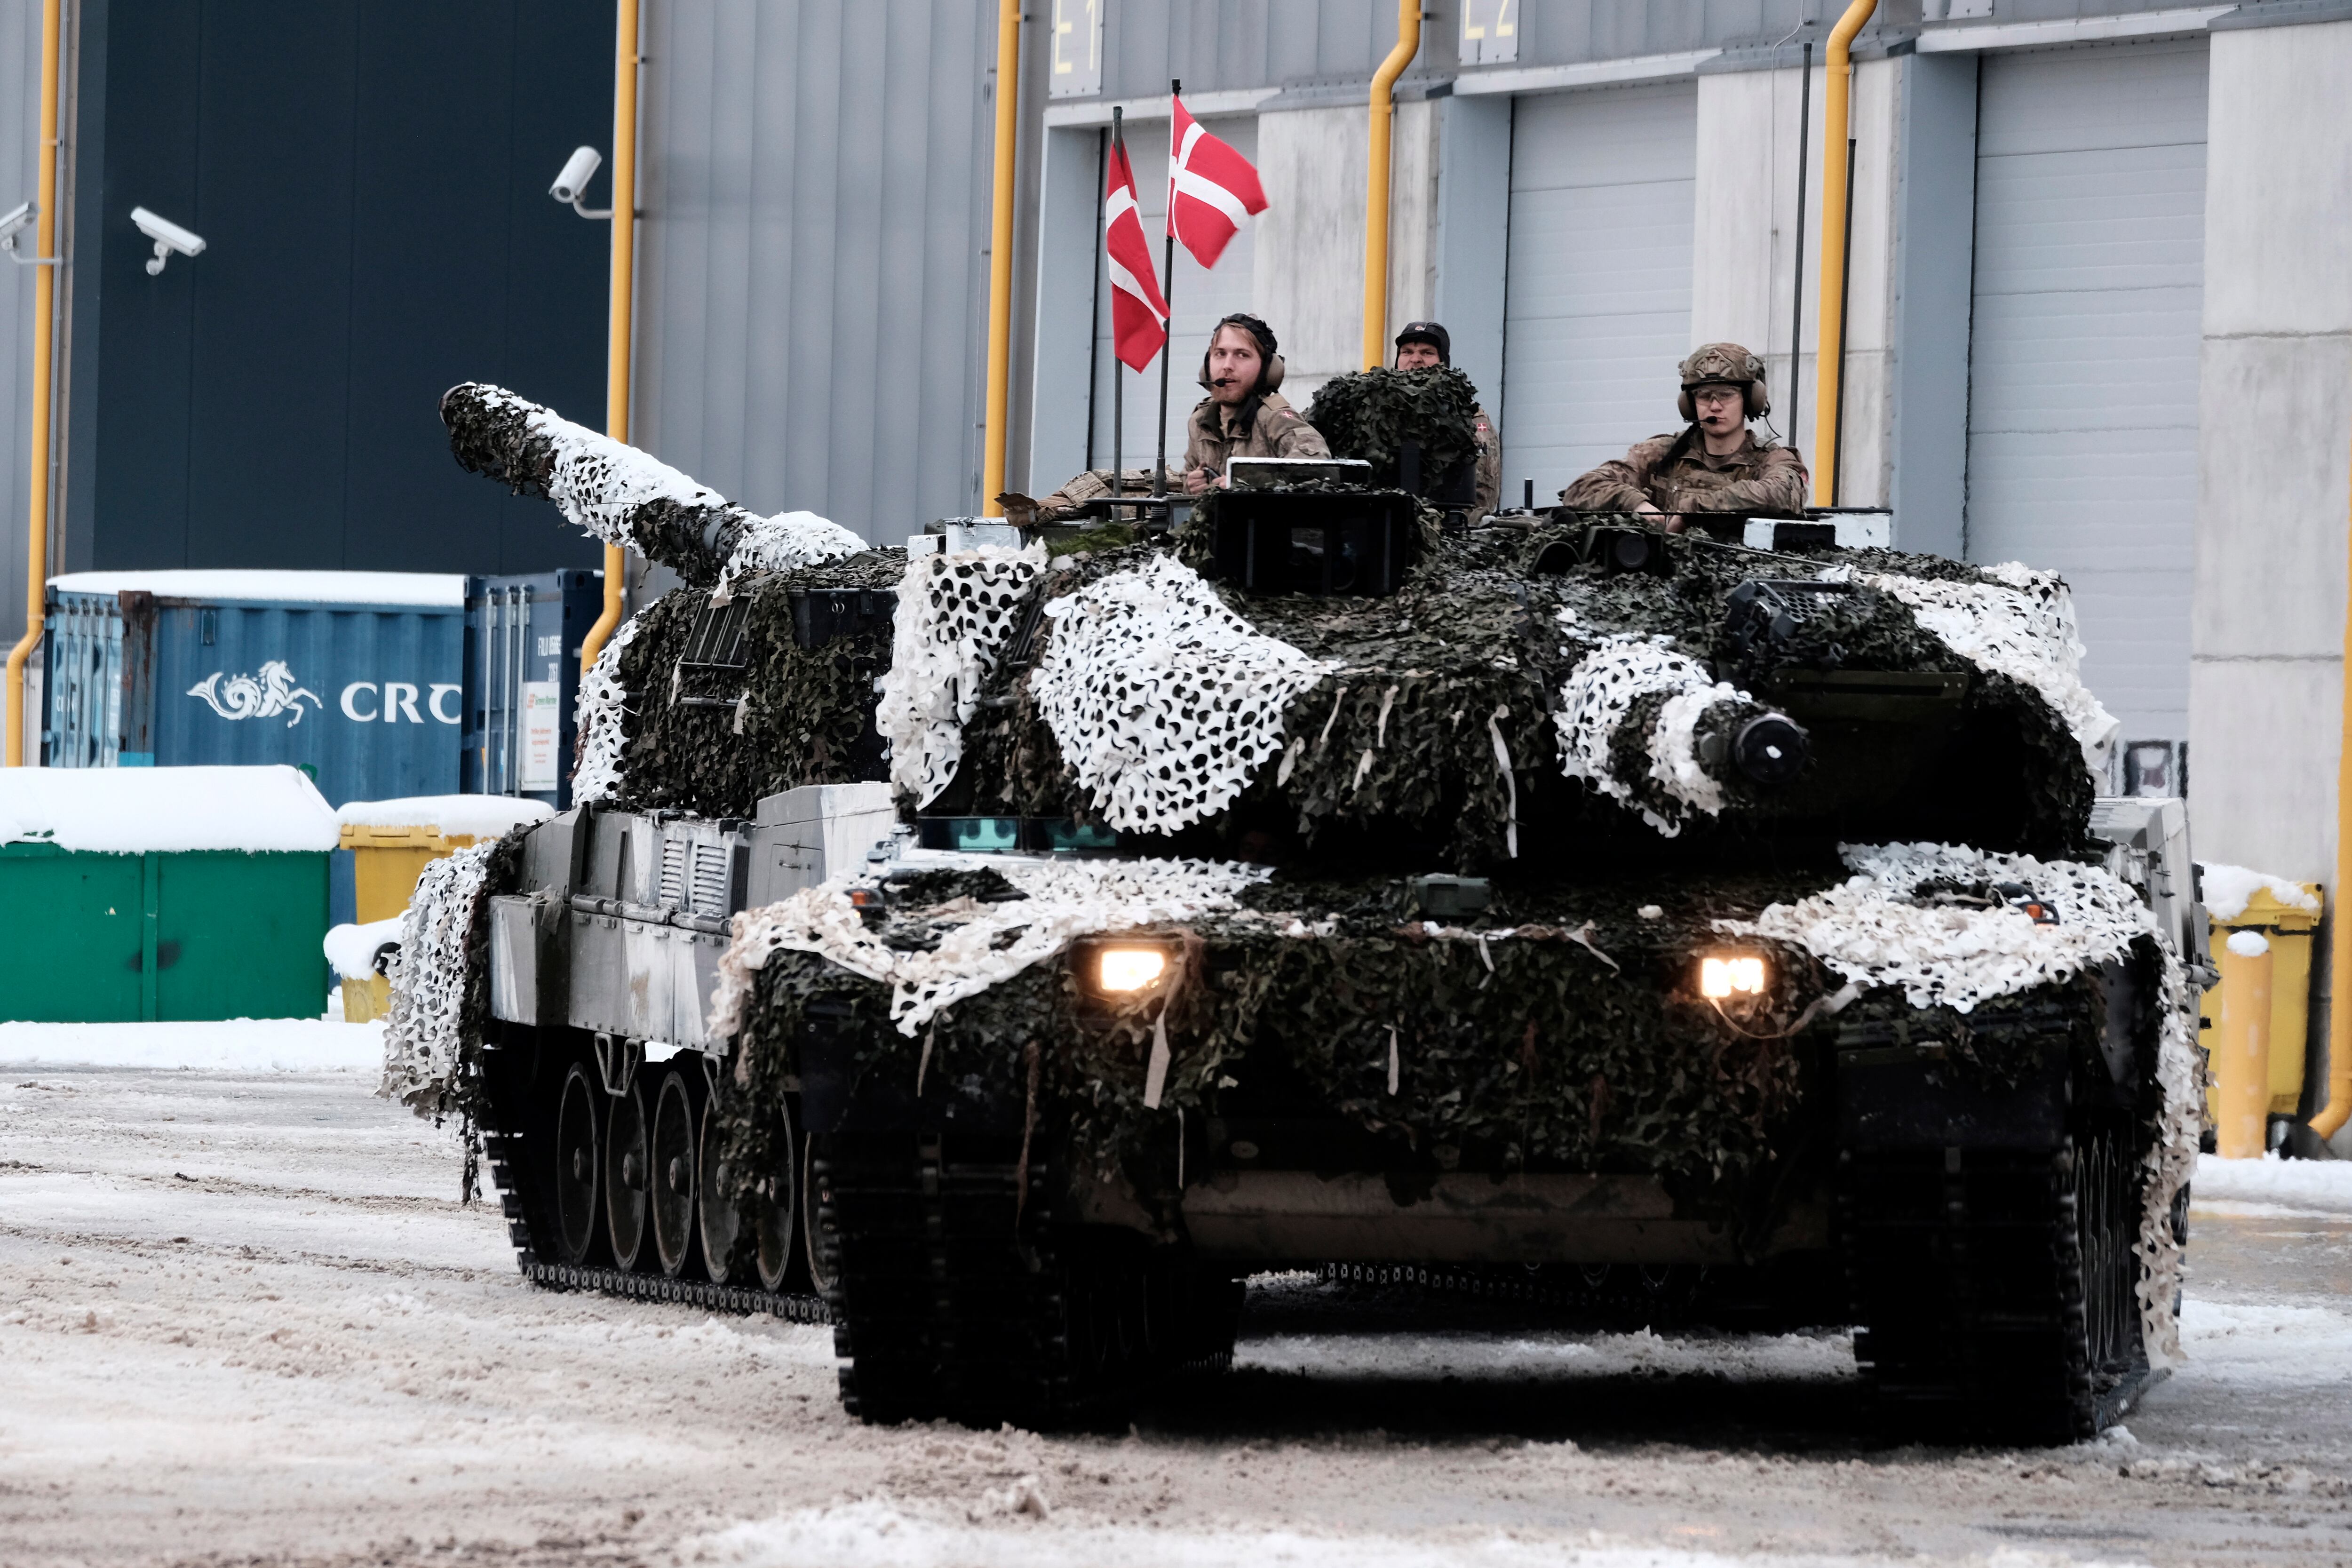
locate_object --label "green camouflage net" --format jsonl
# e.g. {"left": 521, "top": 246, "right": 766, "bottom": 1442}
{"left": 1305, "top": 366, "right": 1483, "bottom": 489}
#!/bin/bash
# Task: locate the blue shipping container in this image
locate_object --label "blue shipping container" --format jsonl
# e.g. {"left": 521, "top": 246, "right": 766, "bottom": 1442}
{"left": 43, "top": 571, "right": 468, "bottom": 808}
{"left": 463, "top": 570, "right": 604, "bottom": 811}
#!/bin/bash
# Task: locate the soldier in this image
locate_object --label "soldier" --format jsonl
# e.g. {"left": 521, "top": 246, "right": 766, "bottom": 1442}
{"left": 1391, "top": 320, "right": 1501, "bottom": 517}
{"left": 1182, "top": 314, "right": 1329, "bottom": 494}
{"left": 1560, "top": 343, "right": 1809, "bottom": 529}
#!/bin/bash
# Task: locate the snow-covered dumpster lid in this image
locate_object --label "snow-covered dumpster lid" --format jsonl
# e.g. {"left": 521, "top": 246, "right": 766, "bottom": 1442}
{"left": 48, "top": 569, "right": 467, "bottom": 608}
{"left": 0, "top": 764, "right": 339, "bottom": 853}
{"left": 334, "top": 795, "right": 555, "bottom": 838}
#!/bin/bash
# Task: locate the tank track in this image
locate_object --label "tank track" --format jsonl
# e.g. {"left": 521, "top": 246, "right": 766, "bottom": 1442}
{"left": 1839, "top": 1126, "right": 2161, "bottom": 1443}
{"left": 816, "top": 1131, "right": 1240, "bottom": 1428}
{"left": 475, "top": 1046, "right": 831, "bottom": 1325}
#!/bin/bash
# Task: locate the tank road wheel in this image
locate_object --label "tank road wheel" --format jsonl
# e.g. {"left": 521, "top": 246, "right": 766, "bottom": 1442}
{"left": 605, "top": 1078, "right": 652, "bottom": 1270}
{"left": 752, "top": 1103, "right": 802, "bottom": 1294}
{"left": 551, "top": 1062, "right": 604, "bottom": 1266}
{"left": 800, "top": 1130, "right": 834, "bottom": 1296}
{"left": 651, "top": 1068, "right": 701, "bottom": 1278}
{"left": 698, "top": 1090, "right": 745, "bottom": 1284}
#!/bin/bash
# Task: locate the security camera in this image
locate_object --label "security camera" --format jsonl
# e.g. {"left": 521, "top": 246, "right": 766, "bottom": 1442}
{"left": 131, "top": 206, "right": 206, "bottom": 275}
{"left": 550, "top": 146, "right": 610, "bottom": 218}
{"left": 0, "top": 200, "right": 32, "bottom": 252}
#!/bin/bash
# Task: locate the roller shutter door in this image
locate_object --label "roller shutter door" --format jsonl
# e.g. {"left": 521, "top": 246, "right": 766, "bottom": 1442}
{"left": 1502, "top": 81, "right": 1698, "bottom": 499}
{"left": 1965, "top": 39, "right": 2208, "bottom": 746}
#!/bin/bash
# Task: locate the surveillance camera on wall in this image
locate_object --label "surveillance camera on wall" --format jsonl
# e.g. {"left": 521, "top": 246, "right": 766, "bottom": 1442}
{"left": 131, "top": 206, "right": 206, "bottom": 275}
{"left": 0, "top": 200, "right": 32, "bottom": 252}
{"left": 551, "top": 146, "right": 611, "bottom": 218}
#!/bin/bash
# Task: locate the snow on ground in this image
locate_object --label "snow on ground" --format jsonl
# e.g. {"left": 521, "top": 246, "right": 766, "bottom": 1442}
{"left": 0, "top": 1018, "right": 382, "bottom": 1071}
{"left": 3, "top": 1067, "right": 2349, "bottom": 1568}
{"left": 2191, "top": 1150, "right": 2352, "bottom": 1218}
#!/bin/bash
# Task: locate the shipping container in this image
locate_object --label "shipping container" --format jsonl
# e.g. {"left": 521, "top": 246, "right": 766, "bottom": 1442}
{"left": 462, "top": 570, "right": 603, "bottom": 810}
{"left": 42, "top": 570, "right": 467, "bottom": 807}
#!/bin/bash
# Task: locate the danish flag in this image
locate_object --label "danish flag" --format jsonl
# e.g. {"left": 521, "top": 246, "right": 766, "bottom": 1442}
{"left": 1104, "top": 132, "right": 1168, "bottom": 371}
{"left": 1167, "top": 95, "right": 1265, "bottom": 270}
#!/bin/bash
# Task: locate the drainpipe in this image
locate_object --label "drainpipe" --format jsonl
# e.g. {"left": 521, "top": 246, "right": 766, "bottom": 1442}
{"left": 980, "top": 0, "right": 1022, "bottom": 517}
{"left": 1361, "top": 0, "right": 1422, "bottom": 371}
{"left": 2312, "top": 423, "right": 2352, "bottom": 1141}
{"left": 579, "top": 0, "right": 641, "bottom": 677}
{"left": 1810, "top": 0, "right": 1876, "bottom": 506}
{"left": 4, "top": 0, "right": 63, "bottom": 766}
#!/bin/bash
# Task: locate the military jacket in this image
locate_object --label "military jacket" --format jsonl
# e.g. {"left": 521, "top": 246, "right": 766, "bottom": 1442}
{"left": 1183, "top": 391, "right": 1329, "bottom": 481}
{"left": 1560, "top": 428, "right": 1809, "bottom": 517}
{"left": 1471, "top": 403, "right": 1501, "bottom": 516}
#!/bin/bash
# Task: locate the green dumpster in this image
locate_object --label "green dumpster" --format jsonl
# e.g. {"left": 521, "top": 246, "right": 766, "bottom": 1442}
{"left": 0, "top": 765, "right": 337, "bottom": 1022}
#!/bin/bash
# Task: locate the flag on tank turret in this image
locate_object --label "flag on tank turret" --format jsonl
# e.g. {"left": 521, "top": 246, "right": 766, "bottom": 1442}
{"left": 1167, "top": 95, "right": 1264, "bottom": 270}
{"left": 1104, "top": 125, "right": 1168, "bottom": 371}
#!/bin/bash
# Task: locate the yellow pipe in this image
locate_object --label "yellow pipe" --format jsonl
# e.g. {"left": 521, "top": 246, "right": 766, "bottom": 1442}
{"left": 1810, "top": 0, "right": 1876, "bottom": 506}
{"left": 4, "top": 0, "right": 63, "bottom": 766}
{"left": 979, "top": 0, "right": 1022, "bottom": 518}
{"left": 1361, "top": 0, "right": 1422, "bottom": 371}
{"left": 2313, "top": 422, "right": 2352, "bottom": 1139}
{"left": 580, "top": 0, "right": 641, "bottom": 676}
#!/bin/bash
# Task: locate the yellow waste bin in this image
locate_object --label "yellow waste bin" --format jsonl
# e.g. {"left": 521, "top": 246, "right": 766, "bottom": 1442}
{"left": 336, "top": 797, "right": 556, "bottom": 924}
{"left": 2201, "top": 875, "right": 2322, "bottom": 1123}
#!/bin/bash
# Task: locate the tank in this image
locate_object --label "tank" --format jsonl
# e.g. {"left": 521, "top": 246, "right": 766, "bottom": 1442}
{"left": 389, "top": 380, "right": 2209, "bottom": 1443}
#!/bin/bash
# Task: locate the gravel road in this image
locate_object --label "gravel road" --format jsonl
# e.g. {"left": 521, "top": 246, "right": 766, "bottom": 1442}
{"left": 2, "top": 1066, "right": 2348, "bottom": 1568}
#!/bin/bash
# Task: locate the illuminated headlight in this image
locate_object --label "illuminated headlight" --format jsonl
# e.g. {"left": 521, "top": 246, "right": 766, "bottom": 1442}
{"left": 1698, "top": 951, "right": 1769, "bottom": 1000}
{"left": 1095, "top": 947, "right": 1169, "bottom": 994}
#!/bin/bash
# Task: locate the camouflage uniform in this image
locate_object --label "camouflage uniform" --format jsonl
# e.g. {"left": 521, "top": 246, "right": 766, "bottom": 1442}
{"left": 1471, "top": 404, "right": 1500, "bottom": 516}
{"left": 1025, "top": 467, "right": 1184, "bottom": 523}
{"left": 1184, "top": 390, "right": 1329, "bottom": 480}
{"left": 1559, "top": 429, "right": 1809, "bottom": 517}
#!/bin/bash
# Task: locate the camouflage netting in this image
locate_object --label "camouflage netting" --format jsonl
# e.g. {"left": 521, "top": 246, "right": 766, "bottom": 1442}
{"left": 1304, "top": 366, "right": 1483, "bottom": 489}
{"left": 717, "top": 861, "right": 1849, "bottom": 1236}
{"left": 590, "top": 551, "right": 906, "bottom": 816}
{"left": 932, "top": 517, "right": 2097, "bottom": 865}
{"left": 440, "top": 383, "right": 863, "bottom": 588}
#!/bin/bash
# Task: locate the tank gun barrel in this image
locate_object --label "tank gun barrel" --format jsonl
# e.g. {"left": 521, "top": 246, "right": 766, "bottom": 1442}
{"left": 440, "top": 382, "right": 772, "bottom": 587}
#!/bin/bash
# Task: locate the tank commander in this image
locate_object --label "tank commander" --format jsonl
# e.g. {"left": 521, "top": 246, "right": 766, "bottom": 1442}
{"left": 1559, "top": 342, "right": 1809, "bottom": 529}
{"left": 1391, "top": 320, "right": 1501, "bottom": 517}
{"left": 1182, "top": 313, "right": 1329, "bottom": 494}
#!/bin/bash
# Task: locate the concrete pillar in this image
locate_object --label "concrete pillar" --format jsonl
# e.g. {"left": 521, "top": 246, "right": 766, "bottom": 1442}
{"left": 2189, "top": 17, "right": 2352, "bottom": 890}
{"left": 1690, "top": 57, "right": 1900, "bottom": 509}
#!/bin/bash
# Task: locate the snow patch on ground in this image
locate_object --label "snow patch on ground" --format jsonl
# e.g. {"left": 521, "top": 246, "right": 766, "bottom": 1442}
{"left": 0, "top": 1019, "right": 383, "bottom": 1071}
{"left": 2177, "top": 1297, "right": 2352, "bottom": 1388}
{"left": 676, "top": 1496, "right": 2136, "bottom": 1568}
{"left": 1236, "top": 1326, "right": 1859, "bottom": 1385}
{"left": 2192, "top": 1152, "right": 2352, "bottom": 1216}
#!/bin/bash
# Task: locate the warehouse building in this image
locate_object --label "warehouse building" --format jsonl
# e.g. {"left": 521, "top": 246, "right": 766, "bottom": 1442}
{"left": 3, "top": 1, "right": 2349, "bottom": 899}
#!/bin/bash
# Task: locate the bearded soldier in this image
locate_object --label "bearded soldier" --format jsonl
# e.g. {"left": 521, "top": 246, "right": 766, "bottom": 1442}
{"left": 1181, "top": 313, "right": 1329, "bottom": 493}
{"left": 1561, "top": 343, "right": 1809, "bottom": 528}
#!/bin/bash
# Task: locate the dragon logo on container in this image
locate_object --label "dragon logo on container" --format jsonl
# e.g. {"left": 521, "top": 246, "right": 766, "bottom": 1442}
{"left": 186, "top": 661, "right": 324, "bottom": 728}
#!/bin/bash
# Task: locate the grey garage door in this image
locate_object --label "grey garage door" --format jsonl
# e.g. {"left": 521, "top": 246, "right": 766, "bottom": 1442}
{"left": 1965, "top": 38, "right": 2208, "bottom": 748}
{"left": 1502, "top": 80, "right": 1698, "bottom": 499}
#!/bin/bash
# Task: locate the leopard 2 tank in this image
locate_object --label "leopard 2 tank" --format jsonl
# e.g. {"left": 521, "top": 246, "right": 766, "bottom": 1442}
{"left": 386, "top": 382, "right": 2209, "bottom": 1443}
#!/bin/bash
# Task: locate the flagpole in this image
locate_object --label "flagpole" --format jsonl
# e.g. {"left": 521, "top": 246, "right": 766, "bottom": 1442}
{"left": 1111, "top": 106, "right": 1125, "bottom": 513}
{"left": 1152, "top": 77, "right": 1181, "bottom": 501}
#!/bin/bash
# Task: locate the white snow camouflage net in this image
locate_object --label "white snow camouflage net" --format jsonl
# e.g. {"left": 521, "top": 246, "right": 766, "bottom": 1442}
{"left": 874, "top": 543, "right": 1048, "bottom": 807}
{"left": 710, "top": 856, "right": 1269, "bottom": 1041}
{"left": 570, "top": 616, "right": 640, "bottom": 805}
{"left": 1716, "top": 840, "right": 2198, "bottom": 1365}
{"left": 1029, "top": 555, "right": 1337, "bottom": 835}
{"left": 717, "top": 508, "right": 866, "bottom": 585}
{"left": 379, "top": 841, "right": 500, "bottom": 1116}
{"left": 1553, "top": 632, "right": 1752, "bottom": 836}
{"left": 1826, "top": 562, "right": 2120, "bottom": 771}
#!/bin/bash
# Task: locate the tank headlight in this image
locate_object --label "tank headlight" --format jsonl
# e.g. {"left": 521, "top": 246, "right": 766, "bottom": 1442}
{"left": 1095, "top": 946, "right": 1169, "bottom": 994}
{"left": 1699, "top": 951, "right": 1769, "bottom": 1000}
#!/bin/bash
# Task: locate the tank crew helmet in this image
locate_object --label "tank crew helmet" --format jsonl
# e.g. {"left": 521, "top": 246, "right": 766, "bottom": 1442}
{"left": 1199, "top": 312, "right": 1285, "bottom": 395}
{"left": 1677, "top": 341, "right": 1770, "bottom": 421}
{"left": 1393, "top": 320, "right": 1451, "bottom": 366}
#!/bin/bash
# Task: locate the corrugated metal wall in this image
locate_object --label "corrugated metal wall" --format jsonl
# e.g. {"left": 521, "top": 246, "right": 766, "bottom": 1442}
{"left": 0, "top": 0, "right": 48, "bottom": 653}
{"left": 633, "top": 0, "right": 1003, "bottom": 543}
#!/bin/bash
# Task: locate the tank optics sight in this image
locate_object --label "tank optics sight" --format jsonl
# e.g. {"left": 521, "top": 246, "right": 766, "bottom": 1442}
{"left": 1698, "top": 952, "right": 1769, "bottom": 1000}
